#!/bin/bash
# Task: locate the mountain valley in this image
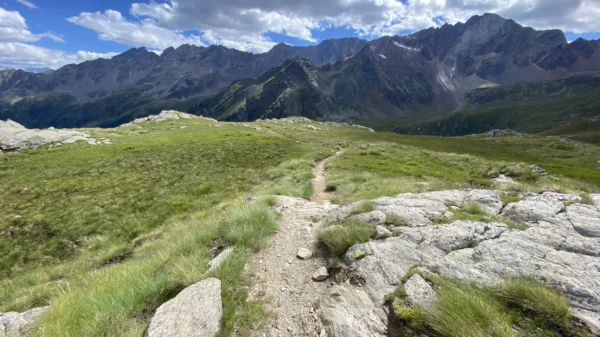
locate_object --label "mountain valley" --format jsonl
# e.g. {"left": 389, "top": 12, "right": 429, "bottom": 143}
{"left": 1, "top": 13, "right": 599, "bottom": 134}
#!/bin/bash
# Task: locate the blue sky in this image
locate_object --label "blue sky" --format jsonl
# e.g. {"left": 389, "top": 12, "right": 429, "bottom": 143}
{"left": 1, "top": 0, "right": 600, "bottom": 69}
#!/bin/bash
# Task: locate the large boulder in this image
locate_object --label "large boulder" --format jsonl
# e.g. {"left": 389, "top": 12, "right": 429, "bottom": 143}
{"left": 0, "top": 306, "right": 47, "bottom": 337}
{"left": 147, "top": 278, "right": 222, "bottom": 337}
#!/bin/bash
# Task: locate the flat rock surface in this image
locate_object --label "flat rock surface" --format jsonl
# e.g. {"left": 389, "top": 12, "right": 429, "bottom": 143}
{"left": 146, "top": 278, "right": 222, "bottom": 337}
{"left": 319, "top": 286, "right": 387, "bottom": 337}
{"left": 339, "top": 190, "right": 600, "bottom": 332}
{"left": 0, "top": 119, "right": 100, "bottom": 151}
{"left": 249, "top": 188, "right": 600, "bottom": 336}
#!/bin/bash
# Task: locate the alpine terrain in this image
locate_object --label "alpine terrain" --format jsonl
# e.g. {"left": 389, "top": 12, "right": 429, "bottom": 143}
{"left": 1, "top": 9, "right": 600, "bottom": 337}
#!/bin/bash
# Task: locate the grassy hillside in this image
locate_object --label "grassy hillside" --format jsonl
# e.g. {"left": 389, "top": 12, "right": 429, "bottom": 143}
{"left": 393, "top": 75, "right": 600, "bottom": 143}
{"left": 1, "top": 116, "right": 599, "bottom": 336}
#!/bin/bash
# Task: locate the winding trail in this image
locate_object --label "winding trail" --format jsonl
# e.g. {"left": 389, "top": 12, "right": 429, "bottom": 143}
{"left": 245, "top": 153, "right": 342, "bottom": 337}
{"left": 311, "top": 151, "right": 343, "bottom": 202}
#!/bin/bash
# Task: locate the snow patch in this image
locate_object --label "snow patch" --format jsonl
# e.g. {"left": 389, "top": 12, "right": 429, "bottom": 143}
{"left": 532, "top": 63, "right": 544, "bottom": 71}
{"left": 393, "top": 41, "right": 420, "bottom": 52}
{"left": 378, "top": 54, "right": 387, "bottom": 59}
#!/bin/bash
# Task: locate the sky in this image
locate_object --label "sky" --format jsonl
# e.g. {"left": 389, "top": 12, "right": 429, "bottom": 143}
{"left": 1, "top": 0, "right": 600, "bottom": 69}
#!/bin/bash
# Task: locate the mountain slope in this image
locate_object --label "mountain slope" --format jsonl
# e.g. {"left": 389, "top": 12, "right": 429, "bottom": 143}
{"left": 1, "top": 13, "right": 599, "bottom": 128}
{"left": 393, "top": 75, "right": 600, "bottom": 143}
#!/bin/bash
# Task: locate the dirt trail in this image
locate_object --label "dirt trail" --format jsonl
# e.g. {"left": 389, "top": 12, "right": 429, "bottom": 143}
{"left": 311, "top": 151, "right": 343, "bottom": 202}
{"left": 245, "top": 153, "right": 342, "bottom": 337}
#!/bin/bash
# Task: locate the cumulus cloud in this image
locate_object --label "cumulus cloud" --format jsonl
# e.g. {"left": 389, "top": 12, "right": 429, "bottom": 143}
{"left": 66, "top": 10, "right": 204, "bottom": 50}
{"left": 16, "top": 0, "right": 37, "bottom": 9}
{"left": 63, "top": 0, "right": 600, "bottom": 54}
{"left": 0, "top": 42, "right": 118, "bottom": 69}
{"left": 0, "top": 7, "right": 119, "bottom": 69}
{"left": 0, "top": 7, "right": 66, "bottom": 43}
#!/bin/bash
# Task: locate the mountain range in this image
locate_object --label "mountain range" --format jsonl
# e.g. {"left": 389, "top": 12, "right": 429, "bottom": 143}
{"left": 1, "top": 13, "right": 599, "bottom": 129}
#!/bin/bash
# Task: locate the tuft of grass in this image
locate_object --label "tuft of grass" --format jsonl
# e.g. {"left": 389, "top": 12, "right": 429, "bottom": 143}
{"left": 493, "top": 278, "right": 571, "bottom": 329}
{"left": 426, "top": 283, "right": 517, "bottom": 337}
{"left": 579, "top": 193, "right": 595, "bottom": 205}
{"left": 349, "top": 201, "right": 375, "bottom": 215}
{"left": 503, "top": 219, "right": 529, "bottom": 231}
{"left": 385, "top": 215, "right": 410, "bottom": 227}
{"left": 318, "top": 220, "right": 373, "bottom": 257}
{"left": 500, "top": 192, "right": 523, "bottom": 206}
{"left": 462, "top": 202, "right": 487, "bottom": 215}
{"left": 392, "top": 300, "right": 426, "bottom": 332}
{"left": 222, "top": 205, "right": 279, "bottom": 250}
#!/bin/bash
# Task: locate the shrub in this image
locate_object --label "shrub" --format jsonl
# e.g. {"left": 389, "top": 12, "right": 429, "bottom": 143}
{"left": 318, "top": 220, "right": 373, "bottom": 257}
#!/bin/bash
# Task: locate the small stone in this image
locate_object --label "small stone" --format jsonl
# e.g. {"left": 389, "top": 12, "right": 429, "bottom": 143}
{"left": 313, "top": 267, "right": 329, "bottom": 281}
{"left": 297, "top": 248, "right": 313, "bottom": 260}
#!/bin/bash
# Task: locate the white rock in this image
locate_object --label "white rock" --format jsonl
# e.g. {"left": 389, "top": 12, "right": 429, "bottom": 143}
{"left": 0, "top": 306, "right": 47, "bottom": 337}
{"left": 404, "top": 274, "right": 437, "bottom": 309}
{"left": 313, "top": 267, "right": 329, "bottom": 281}
{"left": 319, "top": 286, "right": 387, "bottom": 337}
{"left": 297, "top": 248, "right": 313, "bottom": 260}
{"left": 0, "top": 120, "right": 102, "bottom": 151}
{"left": 567, "top": 204, "right": 600, "bottom": 237}
{"left": 206, "top": 248, "right": 234, "bottom": 274}
{"left": 147, "top": 278, "right": 222, "bottom": 337}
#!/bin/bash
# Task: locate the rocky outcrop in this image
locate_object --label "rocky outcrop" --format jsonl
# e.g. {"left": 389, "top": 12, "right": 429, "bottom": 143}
{"left": 146, "top": 278, "right": 222, "bottom": 337}
{"left": 314, "top": 189, "right": 600, "bottom": 336}
{"left": 118, "top": 111, "right": 208, "bottom": 127}
{"left": 403, "top": 274, "right": 437, "bottom": 309}
{"left": 0, "top": 119, "right": 103, "bottom": 152}
{"left": 319, "top": 286, "right": 387, "bottom": 337}
{"left": 0, "top": 306, "right": 47, "bottom": 337}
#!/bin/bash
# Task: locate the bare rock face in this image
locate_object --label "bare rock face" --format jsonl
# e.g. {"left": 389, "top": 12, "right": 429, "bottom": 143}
{"left": 566, "top": 204, "right": 600, "bottom": 237}
{"left": 0, "top": 119, "right": 100, "bottom": 152}
{"left": 146, "top": 278, "right": 222, "bottom": 337}
{"left": 119, "top": 110, "right": 205, "bottom": 127}
{"left": 0, "top": 306, "right": 47, "bottom": 337}
{"left": 315, "top": 189, "right": 600, "bottom": 335}
{"left": 403, "top": 274, "right": 437, "bottom": 309}
{"left": 319, "top": 286, "right": 387, "bottom": 337}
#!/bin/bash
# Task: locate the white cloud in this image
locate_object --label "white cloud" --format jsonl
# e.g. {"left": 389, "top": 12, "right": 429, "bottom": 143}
{"left": 16, "top": 0, "right": 37, "bottom": 9}
{"left": 0, "top": 42, "right": 118, "bottom": 69}
{"left": 0, "top": 7, "right": 66, "bottom": 43}
{"left": 0, "top": 7, "right": 119, "bottom": 69}
{"left": 38, "top": 32, "right": 65, "bottom": 43}
{"left": 63, "top": 0, "right": 600, "bottom": 55}
{"left": 66, "top": 10, "right": 203, "bottom": 50}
